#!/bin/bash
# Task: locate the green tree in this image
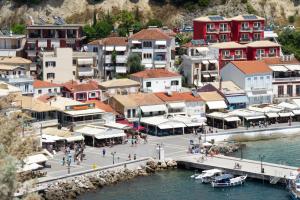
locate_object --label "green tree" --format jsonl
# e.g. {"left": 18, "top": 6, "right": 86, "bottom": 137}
{"left": 288, "top": 15, "right": 296, "bottom": 24}
{"left": 198, "top": 0, "right": 210, "bottom": 7}
{"left": 116, "top": 10, "right": 135, "bottom": 35}
{"left": 11, "top": 24, "right": 26, "bottom": 34}
{"left": 94, "top": 20, "right": 114, "bottom": 38}
{"left": 111, "top": 49, "right": 117, "bottom": 74}
{"left": 146, "top": 19, "right": 163, "bottom": 28}
{"left": 127, "top": 53, "right": 144, "bottom": 74}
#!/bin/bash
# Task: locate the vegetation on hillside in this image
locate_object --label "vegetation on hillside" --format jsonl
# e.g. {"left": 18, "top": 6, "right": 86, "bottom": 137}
{"left": 127, "top": 53, "right": 144, "bottom": 74}
{"left": 278, "top": 30, "right": 300, "bottom": 60}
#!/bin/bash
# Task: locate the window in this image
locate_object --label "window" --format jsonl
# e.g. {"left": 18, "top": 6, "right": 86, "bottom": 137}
{"left": 287, "top": 85, "right": 293, "bottom": 97}
{"left": 143, "top": 41, "right": 152, "bottom": 48}
{"left": 241, "top": 33, "right": 249, "bottom": 40}
{"left": 220, "top": 23, "right": 228, "bottom": 31}
{"left": 24, "top": 84, "right": 29, "bottom": 92}
{"left": 269, "top": 48, "right": 276, "bottom": 55}
{"left": 45, "top": 61, "right": 56, "bottom": 67}
{"left": 48, "top": 89, "right": 52, "bottom": 93}
{"left": 46, "top": 73, "right": 55, "bottom": 79}
{"left": 296, "top": 85, "right": 300, "bottom": 96}
{"left": 77, "top": 93, "right": 85, "bottom": 100}
{"left": 73, "top": 59, "right": 76, "bottom": 65}
{"left": 241, "top": 22, "right": 249, "bottom": 30}
{"left": 223, "top": 50, "right": 230, "bottom": 56}
{"left": 146, "top": 82, "right": 151, "bottom": 87}
{"left": 254, "top": 77, "right": 257, "bottom": 80}
{"left": 256, "top": 49, "right": 265, "bottom": 57}
{"left": 54, "top": 88, "right": 57, "bottom": 93}
{"left": 278, "top": 85, "right": 284, "bottom": 97}
{"left": 90, "top": 92, "right": 96, "bottom": 98}
{"left": 260, "top": 76, "right": 264, "bottom": 80}
{"left": 38, "top": 90, "right": 42, "bottom": 94}
{"left": 132, "top": 109, "right": 136, "bottom": 117}
{"left": 254, "top": 33, "right": 261, "bottom": 40}
{"left": 93, "top": 47, "right": 98, "bottom": 52}
{"left": 206, "top": 34, "right": 213, "bottom": 41}
{"left": 235, "top": 50, "right": 241, "bottom": 56}
{"left": 206, "top": 24, "right": 214, "bottom": 31}
{"left": 171, "top": 80, "right": 179, "bottom": 86}
{"left": 247, "top": 77, "right": 251, "bottom": 81}
{"left": 253, "top": 22, "right": 261, "bottom": 28}
{"left": 220, "top": 34, "right": 227, "bottom": 41}
{"left": 143, "top": 53, "right": 152, "bottom": 59}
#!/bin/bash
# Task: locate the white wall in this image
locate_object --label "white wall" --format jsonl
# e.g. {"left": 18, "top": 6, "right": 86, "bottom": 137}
{"left": 220, "top": 63, "right": 246, "bottom": 89}
{"left": 186, "top": 101, "right": 206, "bottom": 117}
{"left": 34, "top": 86, "right": 61, "bottom": 97}
{"left": 141, "top": 77, "right": 182, "bottom": 93}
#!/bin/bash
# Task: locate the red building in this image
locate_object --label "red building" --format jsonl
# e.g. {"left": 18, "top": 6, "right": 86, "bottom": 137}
{"left": 61, "top": 80, "right": 101, "bottom": 102}
{"left": 246, "top": 41, "right": 281, "bottom": 60}
{"left": 193, "top": 16, "right": 231, "bottom": 43}
{"left": 231, "top": 15, "right": 265, "bottom": 44}
{"left": 210, "top": 42, "right": 247, "bottom": 69}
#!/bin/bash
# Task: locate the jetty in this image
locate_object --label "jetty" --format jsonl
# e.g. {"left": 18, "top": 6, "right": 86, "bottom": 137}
{"left": 177, "top": 154, "right": 298, "bottom": 184}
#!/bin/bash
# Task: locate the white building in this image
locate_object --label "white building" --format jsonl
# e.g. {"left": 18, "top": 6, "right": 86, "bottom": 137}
{"left": 221, "top": 60, "right": 273, "bottom": 105}
{"left": 39, "top": 48, "right": 97, "bottom": 83}
{"left": 263, "top": 56, "right": 300, "bottom": 102}
{"left": 87, "top": 37, "right": 128, "bottom": 79}
{"left": 128, "top": 27, "right": 175, "bottom": 69}
{"left": 0, "top": 57, "right": 34, "bottom": 95}
{"left": 181, "top": 41, "right": 219, "bottom": 86}
{"left": 33, "top": 80, "right": 61, "bottom": 97}
{"left": 130, "top": 69, "right": 182, "bottom": 93}
{"left": 0, "top": 32, "right": 26, "bottom": 57}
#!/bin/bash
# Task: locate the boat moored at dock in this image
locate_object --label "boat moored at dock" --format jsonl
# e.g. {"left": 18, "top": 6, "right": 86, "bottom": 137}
{"left": 211, "top": 174, "right": 247, "bottom": 188}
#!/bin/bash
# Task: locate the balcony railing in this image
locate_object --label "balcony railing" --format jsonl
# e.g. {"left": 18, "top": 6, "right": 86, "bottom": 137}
{"left": 274, "top": 76, "right": 300, "bottom": 82}
{"left": 0, "top": 75, "right": 34, "bottom": 83}
{"left": 240, "top": 27, "right": 252, "bottom": 32}
{"left": 253, "top": 27, "right": 263, "bottom": 31}
{"left": 222, "top": 55, "right": 234, "bottom": 60}
{"left": 219, "top": 28, "right": 230, "bottom": 32}
{"left": 207, "top": 28, "right": 219, "bottom": 33}
{"left": 234, "top": 55, "right": 247, "bottom": 60}
{"left": 240, "top": 38, "right": 252, "bottom": 42}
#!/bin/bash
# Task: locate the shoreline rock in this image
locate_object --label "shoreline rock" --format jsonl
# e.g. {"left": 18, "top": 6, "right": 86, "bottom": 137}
{"left": 41, "top": 159, "right": 177, "bottom": 200}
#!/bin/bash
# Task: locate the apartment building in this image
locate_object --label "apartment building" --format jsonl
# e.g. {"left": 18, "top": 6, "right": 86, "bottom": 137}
{"left": 246, "top": 40, "right": 281, "bottom": 60}
{"left": 0, "top": 31, "right": 26, "bottom": 57}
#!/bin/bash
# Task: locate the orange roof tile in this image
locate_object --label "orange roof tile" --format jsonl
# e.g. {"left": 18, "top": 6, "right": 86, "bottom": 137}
{"left": 230, "top": 60, "right": 272, "bottom": 75}
{"left": 130, "top": 69, "right": 180, "bottom": 79}
{"left": 63, "top": 80, "right": 99, "bottom": 92}
{"left": 155, "top": 92, "right": 203, "bottom": 102}
{"left": 33, "top": 80, "right": 61, "bottom": 88}
{"left": 85, "top": 100, "right": 117, "bottom": 114}
{"left": 88, "top": 37, "right": 128, "bottom": 46}
{"left": 130, "top": 28, "right": 171, "bottom": 40}
{"left": 263, "top": 57, "right": 300, "bottom": 65}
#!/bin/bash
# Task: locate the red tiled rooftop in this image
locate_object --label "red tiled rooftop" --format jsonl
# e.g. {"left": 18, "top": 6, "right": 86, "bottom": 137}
{"left": 86, "top": 100, "right": 117, "bottom": 114}
{"left": 263, "top": 57, "right": 300, "bottom": 65}
{"left": 230, "top": 60, "right": 272, "bottom": 75}
{"left": 130, "top": 69, "right": 180, "bottom": 79}
{"left": 155, "top": 92, "right": 203, "bottom": 102}
{"left": 33, "top": 80, "right": 61, "bottom": 88}
{"left": 63, "top": 80, "right": 99, "bottom": 92}
{"left": 88, "top": 37, "right": 128, "bottom": 46}
{"left": 129, "top": 28, "right": 171, "bottom": 40}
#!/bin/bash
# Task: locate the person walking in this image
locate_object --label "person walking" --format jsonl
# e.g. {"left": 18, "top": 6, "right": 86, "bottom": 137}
{"left": 102, "top": 148, "right": 106, "bottom": 157}
{"left": 128, "top": 154, "right": 131, "bottom": 160}
{"left": 62, "top": 156, "right": 65, "bottom": 166}
{"left": 134, "top": 154, "right": 136, "bottom": 160}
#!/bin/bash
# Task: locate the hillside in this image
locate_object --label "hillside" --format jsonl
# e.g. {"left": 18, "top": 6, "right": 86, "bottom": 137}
{"left": 1, "top": 0, "right": 300, "bottom": 27}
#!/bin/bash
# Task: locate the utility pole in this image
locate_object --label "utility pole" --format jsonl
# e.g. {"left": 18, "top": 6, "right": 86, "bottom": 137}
{"left": 111, "top": 152, "right": 116, "bottom": 164}
{"left": 259, "top": 154, "right": 265, "bottom": 173}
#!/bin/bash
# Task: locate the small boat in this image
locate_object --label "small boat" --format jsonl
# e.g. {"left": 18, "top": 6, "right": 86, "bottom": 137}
{"left": 194, "top": 169, "right": 224, "bottom": 183}
{"left": 211, "top": 175, "right": 247, "bottom": 188}
{"left": 288, "top": 171, "right": 300, "bottom": 200}
{"left": 190, "top": 170, "right": 200, "bottom": 179}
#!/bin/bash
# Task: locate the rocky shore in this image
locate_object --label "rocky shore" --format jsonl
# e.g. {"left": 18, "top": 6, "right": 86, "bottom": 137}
{"left": 41, "top": 159, "right": 177, "bottom": 200}
{"left": 209, "top": 142, "right": 241, "bottom": 155}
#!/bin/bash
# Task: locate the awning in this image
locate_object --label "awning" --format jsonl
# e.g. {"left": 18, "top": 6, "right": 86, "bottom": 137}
{"left": 203, "top": 74, "right": 210, "bottom": 78}
{"left": 95, "top": 132, "right": 126, "bottom": 140}
{"left": 168, "top": 102, "right": 186, "bottom": 109}
{"left": 278, "top": 112, "right": 294, "bottom": 117}
{"left": 245, "top": 115, "right": 266, "bottom": 120}
{"left": 132, "top": 40, "right": 141, "bottom": 44}
{"left": 285, "top": 65, "right": 300, "bottom": 71}
{"left": 186, "top": 122, "right": 206, "bottom": 127}
{"left": 140, "top": 104, "right": 167, "bottom": 113}
{"left": 209, "top": 60, "right": 218, "bottom": 64}
{"left": 105, "top": 46, "right": 114, "bottom": 51}
{"left": 115, "top": 46, "right": 126, "bottom": 51}
{"left": 225, "top": 117, "right": 240, "bottom": 122}
{"left": 202, "top": 60, "right": 209, "bottom": 65}
{"left": 155, "top": 40, "right": 167, "bottom": 45}
{"left": 269, "top": 65, "right": 288, "bottom": 72}
{"left": 116, "top": 66, "right": 127, "bottom": 73}
{"left": 227, "top": 96, "right": 249, "bottom": 104}
{"left": 196, "top": 47, "right": 209, "bottom": 52}
{"left": 206, "top": 101, "right": 227, "bottom": 110}
{"left": 24, "top": 154, "right": 48, "bottom": 165}
{"left": 266, "top": 113, "right": 279, "bottom": 118}
{"left": 105, "top": 122, "right": 131, "bottom": 130}
{"left": 77, "top": 58, "right": 93, "bottom": 65}
{"left": 18, "top": 163, "right": 43, "bottom": 173}
{"left": 209, "top": 72, "right": 218, "bottom": 77}
{"left": 66, "top": 135, "right": 84, "bottom": 142}
{"left": 158, "top": 124, "right": 173, "bottom": 129}
{"left": 293, "top": 110, "right": 300, "bottom": 115}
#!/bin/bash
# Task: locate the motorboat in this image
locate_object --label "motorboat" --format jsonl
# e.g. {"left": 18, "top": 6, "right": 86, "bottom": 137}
{"left": 288, "top": 171, "right": 300, "bottom": 200}
{"left": 211, "top": 174, "right": 247, "bottom": 187}
{"left": 190, "top": 170, "right": 201, "bottom": 179}
{"left": 194, "top": 169, "right": 224, "bottom": 183}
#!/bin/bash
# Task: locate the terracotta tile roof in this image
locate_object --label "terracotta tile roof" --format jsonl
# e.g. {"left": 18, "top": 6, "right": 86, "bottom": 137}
{"left": 33, "top": 80, "right": 61, "bottom": 88}
{"left": 246, "top": 40, "right": 280, "bottom": 48}
{"left": 129, "top": 28, "right": 171, "bottom": 40}
{"left": 85, "top": 100, "right": 117, "bottom": 114}
{"left": 263, "top": 57, "right": 300, "bottom": 65}
{"left": 88, "top": 37, "right": 128, "bottom": 46}
{"left": 99, "top": 78, "right": 140, "bottom": 89}
{"left": 230, "top": 60, "right": 272, "bottom": 75}
{"left": 63, "top": 80, "right": 99, "bottom": 92}
{"left": 112, "top": 93, "right": 164, "bottom": 108}
{"left": 155, "top": 92, "right": 203, "bottom": 102}
{"left": 130, "top": 69, "right": 180, "bottom": 79}
{"left": 0, "top": 56, "right": 32, "bottom": 64}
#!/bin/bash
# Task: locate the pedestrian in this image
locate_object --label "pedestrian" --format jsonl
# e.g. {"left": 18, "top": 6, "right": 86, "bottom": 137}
{"left": 134, "top": 140, "right": 137, "bottom": 146}
{"left": 128, "top": 154, "right": 131, "bottom": 160}
{"left": 134, "top": 154, "right": 136, "bottom": 160}
{"left": 131, "top": 139, "right": 134, "bottom": 147}
{"left": 117, "top": 157, "right": 120, "bottom": 163}
{"left": 62, "top": 156, "right": 65, "bottom": 166}
{"left": 102, "top": 148, "right": 106, "bottom": 157}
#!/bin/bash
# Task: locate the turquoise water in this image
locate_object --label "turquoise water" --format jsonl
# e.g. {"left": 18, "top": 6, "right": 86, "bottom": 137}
{"left": 79, "top": 136, "right": 300, "bottom": 200}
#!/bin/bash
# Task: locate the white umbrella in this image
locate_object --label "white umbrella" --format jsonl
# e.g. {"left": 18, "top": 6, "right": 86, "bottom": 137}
{"left": 203, "top": 142, "right": 212, "bottom": 147}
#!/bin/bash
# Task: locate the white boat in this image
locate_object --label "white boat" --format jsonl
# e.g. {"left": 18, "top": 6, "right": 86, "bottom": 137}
{"left": 211, "top": 175, "right": 247, "bottom": 187}
{"left": 194, "top": 169, "right": 224, "bottom": 183}
{"left": 288, "top": 171, "right": 300, "bottom": 200}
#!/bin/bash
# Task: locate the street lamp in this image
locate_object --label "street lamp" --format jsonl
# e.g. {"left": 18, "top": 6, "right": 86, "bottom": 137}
{"left": 157, "top": 143, "right": 163, "bottom": 160}
{"left": 259, "top": 154, "right": 265, "bottom": 173}
{"left": 111, "top": 152, "right": 116, "bottom": 165}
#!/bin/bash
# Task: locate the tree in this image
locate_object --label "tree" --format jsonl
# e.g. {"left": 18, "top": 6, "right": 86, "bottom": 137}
{"left": 146, "top": 19, "right": 163, "bottom": 28}
{"left": 94, "top": 20, "right": 114, "bottom": 38}
{"left": 116, "top": 10, "right": 136, "bottom": 35}
{"left": 198, "top": 0, "right": 210, "bottom": 7}
{"left": 111, "top": 49, "right": 117, "bottom": 74}
{"left": 11, "top": 24, "right": 26, "bottom": 34}
{"left": 127, "top": 53, "right": 144, "bottom": 74}
{"left": 288, "top": 15, "right": 296, "bottom": 24}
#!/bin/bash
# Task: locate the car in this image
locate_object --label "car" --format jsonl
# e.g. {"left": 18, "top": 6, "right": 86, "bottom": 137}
{"left": 182, "top": 26, "right": 193, "bottom": 32}
{"left": 284, "top": 25, "right": 296, "bottom": 31}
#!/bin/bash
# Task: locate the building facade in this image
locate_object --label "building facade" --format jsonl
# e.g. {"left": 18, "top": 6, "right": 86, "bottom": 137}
{"left": 0, "top": 32, "right": 26, "bottom": 57}
{"left": 221, "top": 61, "right": 273, "bottom": 105}
{"left": 246, "top": 40, "right": 281, "bottom": 60}
{"left": 130, "top": 69, "right": 182, "bottom": 93}
{"left": 33, "top": 80, "right": 61, "bottom": 97}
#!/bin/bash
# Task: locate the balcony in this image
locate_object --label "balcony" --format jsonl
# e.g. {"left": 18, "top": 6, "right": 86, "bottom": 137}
{"left": 219, "top": 28, "right": 231, "bottom": 33}
{"left": 0, "top": 75, "right": 34, "bottom": 84}
{"left": 274, "top": 76, "right": 300, "bottom": 82}
{"left": 154, "top": 60, "right": 167, "bottom": 65}
{"left": 240, "top": 27, "right": 253, "bottom": 32}
{"left": 222, "top": 55, "right": 234, "bottom": 60}
{"left": 234, "top": 55, "right": 247, "bottom": 60}
{"left": 207, "top": 28, "right": 219, "bottom": 33}
{"left": 77, "top": 67, "right": 94, "bottom": 77}
{"left": 32, "top": 119, "right": 59, "bottom": 128}
{"left": 240, "top": 38, "right": 252, "bottom": 43}
{"left": 253, "top": 27, "right": 263, "bottom": 32}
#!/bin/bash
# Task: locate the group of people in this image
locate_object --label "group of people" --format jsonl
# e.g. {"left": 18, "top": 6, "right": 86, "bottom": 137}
{"left": 61, "top": 142, "right": 86, "bottom": 166}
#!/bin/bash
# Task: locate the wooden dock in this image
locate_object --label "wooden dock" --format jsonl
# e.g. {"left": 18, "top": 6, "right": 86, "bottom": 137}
{"left": 177, "top": 154, "right": 298, "bottom": 184}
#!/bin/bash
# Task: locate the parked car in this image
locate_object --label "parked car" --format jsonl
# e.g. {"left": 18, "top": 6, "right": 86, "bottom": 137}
{"left": 283, "top": 25, "right": 296, "bottom": 31}
{"left": 182, "top": 26, "right": 193, "bottom": 32}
